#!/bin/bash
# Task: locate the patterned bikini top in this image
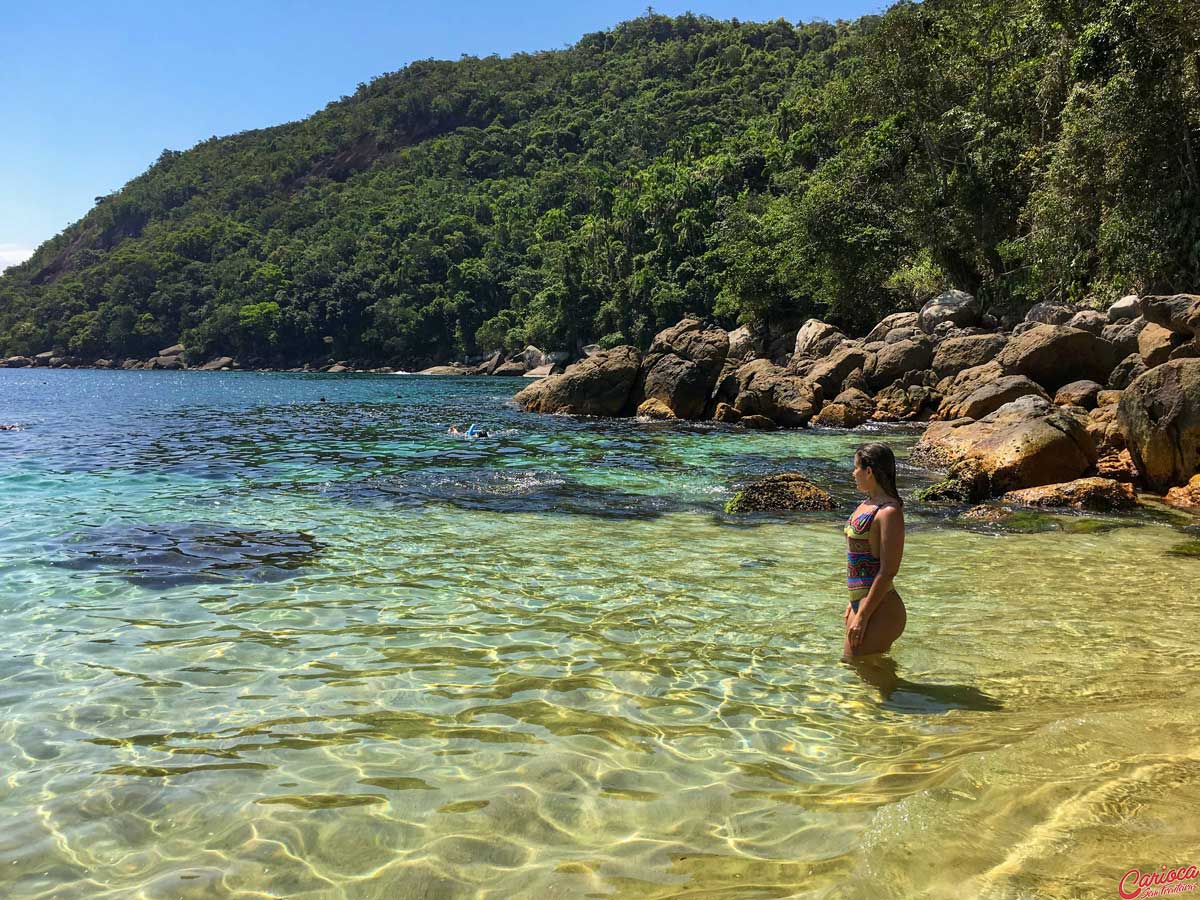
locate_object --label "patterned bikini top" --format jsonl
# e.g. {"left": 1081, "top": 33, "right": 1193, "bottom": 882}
{"left": 844, "top": 504, "right": 886, "bottom": 540}
{"left": 845, "top": 503, "right": 890, "bottom": 593}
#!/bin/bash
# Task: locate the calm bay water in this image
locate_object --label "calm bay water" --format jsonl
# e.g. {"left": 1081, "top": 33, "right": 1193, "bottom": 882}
{"left": 1, "top": 370, "right": 1197, "bottom": 899}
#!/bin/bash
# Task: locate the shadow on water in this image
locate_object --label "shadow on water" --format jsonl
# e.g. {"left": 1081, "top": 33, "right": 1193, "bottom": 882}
{"left": 48, "top": 523, "right": 323, "bottom": 587}
{"left": 845, "top": 655, "right": 1004, "bottom": 714}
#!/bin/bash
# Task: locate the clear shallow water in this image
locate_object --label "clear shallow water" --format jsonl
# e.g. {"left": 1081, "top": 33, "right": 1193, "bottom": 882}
{"left": 1, "top": 370, "right": 1197, "bottom": 899}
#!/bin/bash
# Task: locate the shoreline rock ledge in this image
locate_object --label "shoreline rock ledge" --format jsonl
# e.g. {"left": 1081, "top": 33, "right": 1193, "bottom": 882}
{"left": 513, "top": 291, "right": 1200, "bottom": 505}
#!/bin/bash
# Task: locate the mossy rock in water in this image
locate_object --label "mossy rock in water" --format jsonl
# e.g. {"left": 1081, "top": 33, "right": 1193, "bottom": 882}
{"left": 992, "top": 510, "right": 1062, "bottom": 533}
{"left": 725, "top": 474, "right": 836, "bottom": 513}
{"left": 912, "top": 459, "right": 991, "bottom": 504}
{"left": 1059, "top": 517, "right": 1128, "bottom": 534}
{"left": 958, "top": 506, "right": 1131, "bottom": 534}
{"left": 1166, "top": 540, "right": 1200, "bottom": 557}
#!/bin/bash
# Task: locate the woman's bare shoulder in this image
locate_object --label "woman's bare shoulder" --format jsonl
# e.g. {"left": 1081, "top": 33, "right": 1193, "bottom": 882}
{"left": 876, "top": 503, "right": 905, "bottom": 524}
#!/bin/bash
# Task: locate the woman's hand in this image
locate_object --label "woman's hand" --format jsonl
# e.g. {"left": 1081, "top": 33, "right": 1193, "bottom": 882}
{"left": 847, "top": 612, "right": 866, "bottom": 650}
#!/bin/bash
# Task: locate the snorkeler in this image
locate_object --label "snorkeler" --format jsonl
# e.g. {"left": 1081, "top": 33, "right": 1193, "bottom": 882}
{"left": 448, "top": 423, "right": 490, "bottom": 438}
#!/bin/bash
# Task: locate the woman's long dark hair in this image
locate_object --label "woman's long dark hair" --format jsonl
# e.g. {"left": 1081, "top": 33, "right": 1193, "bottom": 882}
{"left": 855, "top": 442, "right": 903, "bottom": 506}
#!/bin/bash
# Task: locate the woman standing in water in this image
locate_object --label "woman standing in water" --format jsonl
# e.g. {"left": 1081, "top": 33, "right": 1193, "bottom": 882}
{"left": 844, "top": 442, "right": 907, "bottom": 658}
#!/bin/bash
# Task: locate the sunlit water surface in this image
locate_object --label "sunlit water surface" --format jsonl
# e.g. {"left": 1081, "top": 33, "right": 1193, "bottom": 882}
{"left": 1, "top": 371, "right": 1197, "bottom": 899}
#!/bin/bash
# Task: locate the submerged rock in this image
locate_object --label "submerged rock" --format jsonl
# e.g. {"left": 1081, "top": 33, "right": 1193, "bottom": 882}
{"left": 725, "top": 474, "right": 836, "bottom": 513}
{"left": 739, "top": 414, "right": 778, "bottom": 430}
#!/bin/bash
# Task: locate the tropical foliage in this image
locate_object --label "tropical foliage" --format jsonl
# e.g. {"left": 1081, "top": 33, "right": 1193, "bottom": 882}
{"left": 1, "top": 0, "right": 1196, "bottom": 365}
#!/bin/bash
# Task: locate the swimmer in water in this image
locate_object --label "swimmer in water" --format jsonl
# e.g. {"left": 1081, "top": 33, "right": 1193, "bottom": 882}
{"left": 448, "top": 423, "right": 490, "bottom": 438}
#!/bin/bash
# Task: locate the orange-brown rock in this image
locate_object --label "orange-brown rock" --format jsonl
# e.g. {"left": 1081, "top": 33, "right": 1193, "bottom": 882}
{"left": 1000, "top": 477, "right": 1136, "bottom": 511}
{"left": 1117, "top": 359, "right": 1200, "bottom": 491}
{"left": 996, "top": 324, "right": 1118, "bottom": 391}
{"left": 514, "top": 346, "right": 642, "bottom": 416}
{"left": 1164, "top": 474, "right": 1200, "bottom": 509}
{"left": 637, "top": 398, "right": 676, "bottom": 419}
{"left": 911, "top": 396, "right": 1098, "bottom": 496}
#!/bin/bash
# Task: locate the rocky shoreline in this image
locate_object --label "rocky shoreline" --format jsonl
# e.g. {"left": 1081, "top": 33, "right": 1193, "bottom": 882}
{"left": 0, "top": 342, "right": 570, "bottom": 377}
{"left": 510, "top": 290, "right": 1200, "bottom": 513}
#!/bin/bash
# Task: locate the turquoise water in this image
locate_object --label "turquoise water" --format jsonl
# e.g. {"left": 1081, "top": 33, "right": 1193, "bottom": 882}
{"left": 1, "top": 370, "right": 1197, "bottom": 899}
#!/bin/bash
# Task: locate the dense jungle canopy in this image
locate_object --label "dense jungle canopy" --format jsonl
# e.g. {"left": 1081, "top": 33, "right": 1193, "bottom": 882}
{"left": 2, "top": 0, "right": 1197, "bottom": 366}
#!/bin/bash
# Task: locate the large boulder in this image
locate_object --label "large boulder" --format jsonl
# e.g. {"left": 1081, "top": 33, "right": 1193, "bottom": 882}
{"left": 731, "top": 359, "right": 823, "bottom": 427}
{"left": 1024, "top": 302, "right": 1074, "bottom": 325}
{"left": 804, "top": 346, "right": 871, "bottom": 396}
{"left": 1138, "top": 322, "right": 1182, "bottom": 367}
{"left": 813, "top": 388, "right": 874, "bottom": 428}
{"left": 1054, "top": 379, "right": 1103, "bottom": 410}
{"left": 492, "top": 360, "right": 528, "bottom": 376}
{"left": 873, "top": 383, "right": 936, "bottom": 422}
{"left": 931, "top": 334, "right": 1006, "bottom": 378}
{"left": 634, "top": 319, "right": 729, "bottom": 419}
{"left": 726, "top": 323, "right": 760, "bottom": 361}
{"left": 1000, "top": 477, "right": 1136, "bottom": 511}
{"left": 1117, "top": 358, "right": 1200, "bottom": 491}
{"left": 638, "top": 354, "right": 714, "bottom": 419}
{"left": 792, "top": 319, "right": 845, "bottom": 360}
{"left": 514, "top": 346, "right": 642, "bottom": 417}
{"left": 867, "top": 338, "right": 933, "bottom": 390}
{"left": 865, "top": 312, "right": 920, "bottom": 343}
{"left": 201, "top": 356, "right": 235, "bottom": 371}
{"left": 1108, "top": 353, "right": 1148, "bottom": 390}
{"left": 158, "top": 343, "right": 184, "bottom": 358}
{"left": 1141, "top": 294, "right": 1200, "bottom": 337}
{"left": 919, "top": 290, "right": 980, "bottom": 332}
{"left": 725, "top": 474, "right": 836, "bottom": 513}
{"left": 996, "top": 324, "right": 1118, "bottom": 391}
{"left": 939, "top": 375, "right": 1049, "bottom": 421}
{"left": 1066, "top": 310, "right": 1107, "bottom": 335}
{"left": 517, "top": 345, "right": 550, "bottom": 369}
{"left": 3, "top": 356, "right": 33, "bottom": 368}
{"left": 1087, "top": 401, "right": 1126, "bottom": 456}
{"left": 912, "top": 395, "right": 1098, "bottom": 496}
{"left": 1101, "top": 317, "right": 1147, "bottom": 357}
{"left": 1108, "top": 295, "right": 1141, "bottom": 322}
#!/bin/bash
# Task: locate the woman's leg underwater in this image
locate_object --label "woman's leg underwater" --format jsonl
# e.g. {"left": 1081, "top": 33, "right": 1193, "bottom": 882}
{"left": 844, "top": 592, "right": 906, "bottom": 658}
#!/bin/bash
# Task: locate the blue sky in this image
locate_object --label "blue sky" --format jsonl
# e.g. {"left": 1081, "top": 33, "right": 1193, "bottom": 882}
{"left": 2, "top": 0, "right": 889, "bottom": 271}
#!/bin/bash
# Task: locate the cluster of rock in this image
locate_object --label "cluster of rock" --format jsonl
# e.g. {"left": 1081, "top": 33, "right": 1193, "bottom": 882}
{"left": 416, "top": 345, "right": 570, "bottom": 378}
{"left": 514, "top": 290, "right": 1200, "bottom": 507}
{"left": 2, "top": 344, "right": 241, "bottom": 372}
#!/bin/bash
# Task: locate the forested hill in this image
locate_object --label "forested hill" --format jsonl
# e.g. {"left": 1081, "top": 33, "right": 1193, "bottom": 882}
{"left": 2, "top": 1, "right": 1197, "bottom": 368}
